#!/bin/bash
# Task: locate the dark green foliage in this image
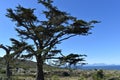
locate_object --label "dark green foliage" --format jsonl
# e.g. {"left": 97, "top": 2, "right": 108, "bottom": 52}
{"left": 0, "top": 41, "right": 30, "bottom": 79}
{"left": 6, "top": 5, "right": 37, "bottom": 27}
{"left": 57, "top": 53, "right": 87, "bottom": 68}
{"left": 0, "top": 69, "right": 6, "bottom": 74}
{"left": 96, "top": 69, "right": 104, "bottom": 79}
{"left": 62, "top": 72, "right": 70, "bottom": 77}
{"left": 0, "top": 44, "right": 12, "bottom": 79}
{"left": 6, "top": 0, "right": 98, "bottom": 80}
{"left": 92, "top": 69, "right": 105, "bottom": 80}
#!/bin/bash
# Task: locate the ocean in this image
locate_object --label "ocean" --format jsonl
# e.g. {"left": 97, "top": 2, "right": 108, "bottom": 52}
{"left": 78, "top": 65, "right": 120, "bottom": 70}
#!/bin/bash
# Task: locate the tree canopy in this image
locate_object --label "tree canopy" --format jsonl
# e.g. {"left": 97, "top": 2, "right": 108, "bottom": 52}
{"left": 6, "top": 0, "right": 99, "bottom": 80}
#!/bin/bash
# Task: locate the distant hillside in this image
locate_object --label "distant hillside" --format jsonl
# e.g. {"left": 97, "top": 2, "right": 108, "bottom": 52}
{"left": 0, "top": 57, "right": 57, "bottom": 70}
{"left": 0, "top": 57, "right": 36, "bottom": 68}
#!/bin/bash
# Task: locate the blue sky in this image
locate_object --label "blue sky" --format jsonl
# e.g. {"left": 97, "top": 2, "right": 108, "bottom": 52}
{"left": 0, "top": 0, "right": 120, "bottom": 65}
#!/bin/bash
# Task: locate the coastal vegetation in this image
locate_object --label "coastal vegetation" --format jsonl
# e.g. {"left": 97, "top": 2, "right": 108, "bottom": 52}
{"left": 0, "top": 0, "right": 98, "bottom": 80}
{"left": 1, "top": 0, "right": 120, "bottom": 80}
{"left": 0, "top": 59, "right": 120, "bottom": 80}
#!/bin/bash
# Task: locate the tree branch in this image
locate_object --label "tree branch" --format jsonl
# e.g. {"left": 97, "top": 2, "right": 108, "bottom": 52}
{"left": 0, "top": 44, "right": 10, "bottom": 54}
{"left": 58, "top": 34, "right": 76, "bottom": 42}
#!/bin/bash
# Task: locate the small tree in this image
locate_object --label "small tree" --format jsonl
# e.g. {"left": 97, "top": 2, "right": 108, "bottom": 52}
{"left": 0, "top": 44, "right": 12, "bottom": 79}
{"left": 0, "top": 39, "right": 28, "bottom": 79}
{"left": 6, "top": 0, "right": 98, "bottom": 80}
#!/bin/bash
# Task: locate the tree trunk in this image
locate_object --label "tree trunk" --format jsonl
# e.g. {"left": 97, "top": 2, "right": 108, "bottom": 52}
{"left": 6, "top": 62, "right": 10, "bottom": 80}
{"left": 36, "top": 57, "right": 44, "bottom": 80}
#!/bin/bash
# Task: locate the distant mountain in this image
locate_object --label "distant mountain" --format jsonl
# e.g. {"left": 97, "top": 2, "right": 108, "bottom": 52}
{"left": 77, "top": 64, "right": 120, "bottom": 70}
{"left": 86, "top": 63, "right": 108, "bottom": 66}
{"left": 86, "top": 63, "right": 120, "bottom": 66}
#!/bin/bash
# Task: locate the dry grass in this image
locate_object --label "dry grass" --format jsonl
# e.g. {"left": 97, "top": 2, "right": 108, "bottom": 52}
{"left": 59, "top": 77, "right": 80, "bottom": 80}
{"left": 1, "top": 70, "right": 120, "bottom": 80}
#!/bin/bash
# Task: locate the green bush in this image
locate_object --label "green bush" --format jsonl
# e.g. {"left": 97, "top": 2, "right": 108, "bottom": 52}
{"left": 92, "top": 69, "right": 105, "bottom": 80}
{"left": 62, "top": 72, "right": 70, "bottom": 77}
{"left": 0, "top": 69, "right": 6, "bottom": 74}
{"left": 97, "top": 69, "right": 104, "bottom": 79}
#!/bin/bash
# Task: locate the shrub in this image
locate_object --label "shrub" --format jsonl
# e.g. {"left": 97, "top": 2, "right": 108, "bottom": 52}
{"left": 62, "top": 72, "right": 70, "bottom": 77}
{"left": 92, "top": 69, "right": 105, "bottom": 80}
{"left": 97, "top": 69, "right": 104, "bottom": 79}
{"left": 0, "top": 69, "right": 6, "bottom": 74}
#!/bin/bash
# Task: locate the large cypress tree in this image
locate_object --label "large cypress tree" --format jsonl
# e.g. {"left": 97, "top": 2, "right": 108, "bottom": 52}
{"left": 6, "top": 0, "right": 98, "bottom": 80}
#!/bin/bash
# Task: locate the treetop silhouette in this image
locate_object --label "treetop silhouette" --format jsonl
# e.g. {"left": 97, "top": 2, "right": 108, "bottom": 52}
{"left": 6, "top": 0, "right": 99, "bottom": 80}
